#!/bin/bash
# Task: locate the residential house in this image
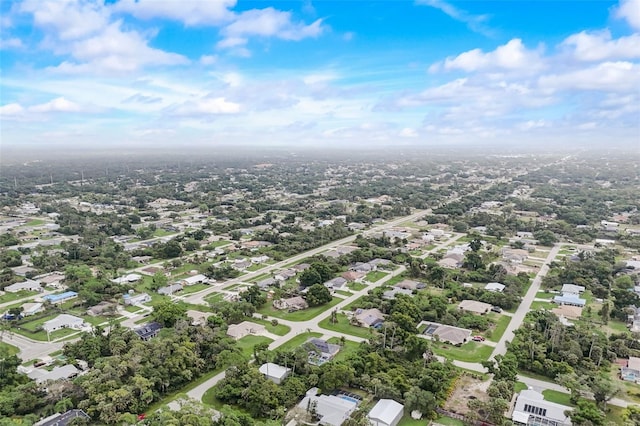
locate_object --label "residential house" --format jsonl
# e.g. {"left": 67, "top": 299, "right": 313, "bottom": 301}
{"left": 383, "top": 287, "right": 413, "bottom": 300}
{"left": 438, "top": 257, "right": 461, "bottom": 269}
{"left": 485, "top": 282, "right": 505, "bottom": 293}
{"left": 111, "top": 273, "right": 142, "bottom": 284}
{"left": 458, "top": 300, "right": 492, "bottom": 314}
{"left": 35, "top": 273, "right": 65, "bottom": 289}
{"left": 369, "top": 258, "right": 393, "bottom": 269}
{"left": 394, "top": 280, "right": 424, "bottom": 290}
{"left": 25, "top": 364, "right": 80, "bottom": 385}
{"left": 232, "top": 260, "right": 252, "bottom": 270}
{"left": 11, "top": 265, "right": 37, "bottom": 277}
{"left": 274, "top": 269, "right": 297, "bottom": 281}
{"left": 561, "top": 284, "right": 585, "bottom": 295}
{"left": 122, "top": 292, "right": 151, "bottom": 306}
{"left": 43, "top": 314, "right": 85, "bottom": 333}
{"left": 4, "top": 280, "right": 42, "bottom": 293}
{"left": 273, "top": 296, "right": 308, "bottom": 311}
{"left": 181, "top": 274, "right": 208, "bottom": 286}
{"left": 342, "top": 271, "right": 364, "bottom": 282}
{"left": 259, "top": 363, "right": 291, "bottom": 384}
{"left": 511, "top": 389, "right": 572, "bottom": 425}
{"left": 293, "top": 263, "right": 311, "bottom": 272}
{"left": 21, "top": 302, "right": 43, "bottom": 316}
{"left": 368, "top": 399, "right": 404, "bottom": 426}
{"left": 157, "top": 283, "right": 183, "bottom": 295}
{"left": 257, "top": 277, "right": 278, "bottom": 289}
{"left": 297, "top": 388, "right": 357, "bottom": 426}
{"left": 349, "top": 262, "right": 373, "bottom": 273}
{"left": 86, "top": 301, "right": 116, "bottom": 316}
{"left": 134, "top": 322, "right": 162, "bottom": 340}
{"left": 324, "top": 277, "right": 348, "bottom": 290}
{"left": 226, "top": 321, "right": 266, "bottom": 340}
{"left": 305, "top": 338, "right": 341, "bottom": 360}
{"left": 34, "top": 409, "right": 90, "bottom": 426}
{"left": 418, "top": 321, "right": 471, "bottom": 345}
{"left": 553, "top": 295, "right": 586, "bottom": 307}
{"left": 250, "top": 255, "right": 270, "bottom": 264}
{"left": 42, "top": 291, "right": 78, "bottom": 304}
{"left": 354, "top": 308, "right": 385, "bottom": 328}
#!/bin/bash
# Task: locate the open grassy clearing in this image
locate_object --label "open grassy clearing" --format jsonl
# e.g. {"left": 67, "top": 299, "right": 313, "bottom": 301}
{"left": 277, "top": 332, "right": 322, "bottom": 352}
{"left": 257, "top": 297, "right": 342, "bottom": 321}
{"left": 486, "top": 314, "right": 511, "bottom": 343}
{"left": 0, "top": 290, "right": 38, "bottom": 304}
{"left": 347, "top": 282, "right": 367, "bottom": 291}
{"left": 0, "top": 341, "right": 19, "bottom": 356}
{"left": 431, "top": 341, "right": 493, "bottom": 363}
{"left": 236, "top": 335, "right": 273, "bottom": 357}
{"left": 179, "top": 283, "right": 210, "bottom": 295}
{"left": 326, "top": 337, "right": 361, "bottom": 362}
{"left": 365, "top": 271, "right": 388, "bottom": 282}
{"left": 542, "top": 390, "right": 574, "bottom": 407}
{"left": 246, "top": 318, "right": 291, "bottom": 336}
{"left": 319, "top": 313, "right": 374, "bottom": 339}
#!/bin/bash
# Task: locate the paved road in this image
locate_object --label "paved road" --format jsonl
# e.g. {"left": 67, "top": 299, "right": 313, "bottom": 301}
{"left": 180, "top": 233, "right": 465, "bottom": 405}
{"left": 0, "top": 330, "right": 66, "bottom": 361}
{"left": 490, "top": 244, "right": 561, "bottom": 360}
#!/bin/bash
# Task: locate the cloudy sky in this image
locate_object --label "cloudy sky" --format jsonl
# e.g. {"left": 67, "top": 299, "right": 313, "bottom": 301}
{"left": 1, "top": 0, "right": 639, "bottom": 149}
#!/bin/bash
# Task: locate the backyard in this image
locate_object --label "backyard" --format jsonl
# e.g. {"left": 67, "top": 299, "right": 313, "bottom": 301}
{"left": 431, "top": 341, "right": 494, "bottom": 363}
{"left": 257, "top": 297, "right": 342, "bottom": 321}
{"left": 318, "top": 313, "right": 374, "bottom": 339}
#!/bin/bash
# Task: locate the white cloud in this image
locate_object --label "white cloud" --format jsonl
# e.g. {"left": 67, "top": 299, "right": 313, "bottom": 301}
{"left": 199, "top": 55, "right": 218, "bottom": 65}
{"left": 21, "top": 0, "right": 109, "bottom": 40}
{"left": 399, "top": 127, "right": 418, "bottom": 137}
{"left": 614, "top": 0, "right": 640, "bottom": 30}
{"left": 431, "top": 39, "right": 544, "bottom": 72}
{"left": 112, "top": 0, "right": 236, "bottom": 26}
{"left": 218, "top": 7, "right": 324, "bottom": 48}
{"left": 539, "top": 61, "right": 640, "bottom": 92}
{"left": 417, "top": 0, "right": 492, "bottom": 36}
{"left": 29, "top": 97, "right": 82, "bottom": 113}
{"left": 0, "top": 37, "right": 23, "bottom": 49}
{"left": 50, "top": 21, "right": 188, "bottom": 74}
{"left": 168, "top": 97, "right": 241, "bottom": 116}
{"left": 562, "top": 30, "right": 640, "bottom": 61}
{"left": 0, "top": 103, "right": 25, "bottom": 116}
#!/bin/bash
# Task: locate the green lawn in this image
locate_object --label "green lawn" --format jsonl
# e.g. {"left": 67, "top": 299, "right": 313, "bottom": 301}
{"left": 535, "top": 291, "right": 555, "bottom": 300}
{"left": 430, "top": 416, "right": 466, "bottom": 426}
{"left": 542, "top": 390, "right": 574, "bottom": 407}
{"left": 397, "top": 415, "right": 429, "bottom": 426}
{"left": 180, "top": 283, "right": 210, "bottom": 295}
{"left": 246, "top": 318, "right": 291, "bottom": 336}
{"left": 344, "top": 296, "right": 367, "bottom": 311}
{"left": 530, "top": 301, "right": 554, "bottom": 311}
{"left": 236, "top": 335, "right": 273, "bottom": 357}
{"left": 0, "top": 290, "right": 38, "bottom": 304}
{"left": 276, "top": 332, "right": 322, "bottom": 352}
{"left": 318, "top": 313, "right": 374, "bottom": 339}
{"left": 208, "top": 240, "right": 232, "bottom": 248}
{"left": 385, "top": 275, "right": 407, "bottom": 286}
{"left": 515, "top": 381, "right": 528, "bottom": 392}
{"left": 204, "top": 292, "right": 226, "bottom": 304}
{"left": 125, "top": 305, "right": 143, "bottom": 314}
{"left": 365, "top": 271, "right": 388, "bottom": 282}
{"left": 246, "top": 264, "right": 264, "bottom": 272}
{"left": 327, "top": 337, "right": 361, "bottom": 362}
{"left": 25, "top": 219, "right": 46, "bottom": 226}
{"left": 431, "top": 341, "right": 494, "bottom": 363}
{"left": 334, "top": 290, "right": 353, "bottom": 297}
{"left": 487, "top": 315, "right": 511, "bottom": 343}
{"left": 0, "top": 342, "right": 19, "bottom": 356}
{"left": 257, "top": 297, "right": 342, "bottom": 321}
{"left": 347, "top": 282, "right": 367, "bottom": 291}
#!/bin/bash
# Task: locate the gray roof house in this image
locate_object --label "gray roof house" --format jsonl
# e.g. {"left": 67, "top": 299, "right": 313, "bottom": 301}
{"left": 512, "top": 389, "right": 572, "bottom": 425}
{"left": 354, "top": 308, "right": 385, "bottom": 328}
{"left": 259, "top": 363, "right": 291, "bottom": 384}
{"left": 324, "top": 277, "right": 348, "bottom": 290}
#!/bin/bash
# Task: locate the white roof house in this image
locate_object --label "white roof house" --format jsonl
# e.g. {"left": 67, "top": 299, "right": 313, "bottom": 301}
{"left": 368, "top": 399, "right": 404, "bottom": 426}
{"left": 298, "top": 388, "right": 358, "bottom": 426}
{"left": 485, "top": 282, "right": 505, "bottom": 292}
{"left": 21, "top": 302, "right": 44, "bottom": 316}
{"left": 561, "top": 284, "right": 585, "bottom": 295}
{"left": 259, "top": 363, "right": 291, "bottom": 384}
{"left": 25, "top": 364, "right": 80, "bottom": 384}
{"left": 43, "top": 314, "right": 85, "bottom": 333}
{"left": 181, "top": 274, "right": 208, "bottom": 285}
{"left": 111, "top": 273, "right": 142, "bottom": 284}
{"left": 512, "top": 389, "right": 572, "bottom": 425}
{"left": 4, "top": 280, "right": 42, "bottom": 293}
{"left": 226, "top": 321, "right": 266, "bottom": 340}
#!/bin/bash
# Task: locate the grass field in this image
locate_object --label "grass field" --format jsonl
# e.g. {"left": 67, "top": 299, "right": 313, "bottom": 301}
{"left": 535, "top": 291, "right": 555, "bottom": 300}
{"left": 530, "top": 301, "right": 554, "bottom": 311}
{"left": 318, "top": 313, "right": 374, "bottom": 339}
{"left": 204, "top": 292, "right": 226, "bottom": 304}
{"left": 515, "top": 381, "right": 528, "bottom": 392}
{"left": 365, "top": 271, "right": 388, "bottom": 282}
{"left": 347, "top": 282, "right": 367, "bottom": 291}
{"left": 431, "top": 341, "right": 493, "bottom": 363}
{"left": 246, "top": 318, "right": 291, "bottom": 336}
{"left": 277, "top": 332, "right": 322, "bottom": 352}
{"left": 257, "top": 297, "right": 342, "bottom": 321}
{"left": 0, "top": 341, "right": 19, "bottom": 356}
{"left": 180, "top": 283, "right": 210, "bottom": 295}
{"left": 542, "top": 390, "right": 574, "bottom": 407}
{"left": 236, "top": 335, "right": 273, "bottom": 357}
{"left": 0, "top": 290, "right": 38, "bottom": 304}
{"left": 486, "top": 315, "right": 511, "bottom": 342}
{"left": 326, "top": 337, "right": 361, "bottom": 362}
{"left": 385, "top": 275, "right": 407, "bottom": 286}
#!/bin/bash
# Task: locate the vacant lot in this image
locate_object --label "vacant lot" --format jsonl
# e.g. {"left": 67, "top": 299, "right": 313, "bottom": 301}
{"left": 443, "top": 374, "right": 491, "bottom": 416}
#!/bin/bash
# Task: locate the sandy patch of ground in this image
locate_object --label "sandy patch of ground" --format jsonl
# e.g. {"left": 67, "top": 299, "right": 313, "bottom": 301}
{"left": 443, "top": 374, "right": 491, "bottom": 415}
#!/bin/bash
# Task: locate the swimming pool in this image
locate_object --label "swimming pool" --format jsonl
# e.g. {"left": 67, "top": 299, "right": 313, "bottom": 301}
{"left": 339, "top": 395, "right": 360, "bottom": 404}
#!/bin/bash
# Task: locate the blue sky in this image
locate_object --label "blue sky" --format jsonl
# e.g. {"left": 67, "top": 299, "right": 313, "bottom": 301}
{"left": 1, "top": 0, "right": 639, "bottom": 149}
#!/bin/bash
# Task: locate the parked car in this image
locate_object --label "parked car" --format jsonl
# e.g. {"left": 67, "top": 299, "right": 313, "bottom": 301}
{"left": 472, "top": 335, "right": 485, "bottom": 342}
{"left": 490, "top": 306, "right": 502, "bottom": 313}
